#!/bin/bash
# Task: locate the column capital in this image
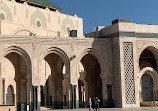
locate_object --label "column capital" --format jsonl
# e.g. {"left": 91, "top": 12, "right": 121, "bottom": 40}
{"left": 32, "top": 85, "right": 38, "bottom": 88}
{"left": 71, "top": 84, "right": 77, "bottom": 88}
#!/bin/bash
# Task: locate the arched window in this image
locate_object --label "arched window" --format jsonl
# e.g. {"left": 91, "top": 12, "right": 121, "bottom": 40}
{"left": 6, "top": 85, "right": 15, "bottom": 106}
{"left": 7, "top": 85, "right": 13, "bottom": 95}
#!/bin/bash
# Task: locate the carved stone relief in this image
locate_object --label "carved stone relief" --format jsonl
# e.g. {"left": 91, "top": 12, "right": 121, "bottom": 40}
{"left": 30, "top": 10, "right": 47, "bottom": 28}
{"left": 0, "top": 3, "right": 12, "bottom": 21}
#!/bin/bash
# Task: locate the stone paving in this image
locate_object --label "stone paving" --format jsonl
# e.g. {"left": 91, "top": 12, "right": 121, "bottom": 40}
{"left": 0, "top": 106, "right": 15, "bottom": 111}
{"left": 2, "top": 106, "right": 158, "bottom": 111}
{"left": 41, "top": 107, "right": 158, "bottom": 111}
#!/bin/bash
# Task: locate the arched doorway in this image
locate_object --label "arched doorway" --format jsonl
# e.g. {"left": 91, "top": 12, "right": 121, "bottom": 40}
{"left": 40, "top": 49, "right": 70, "bottom": 109}
{"left": 6, "top": 85, "right": 15, "bottom": 106}
{"left": 5, "top": 52, "right": 27, "bottom": 110}
{"left": 141, "top": 73, "right": 154, "bottom": 102}
{"left": 78, "top": 53, "right": 102, "bottom": 107}
{"left": 139, "top": 47, "right": 158, "bottom": 106}
{"left": 0, "top": 47, "right": 32, "bottom": 111}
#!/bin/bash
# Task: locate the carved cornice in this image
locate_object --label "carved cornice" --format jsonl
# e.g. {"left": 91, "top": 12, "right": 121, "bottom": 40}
{"left": 0, "top": 36, "right": 111, "bottom": 49}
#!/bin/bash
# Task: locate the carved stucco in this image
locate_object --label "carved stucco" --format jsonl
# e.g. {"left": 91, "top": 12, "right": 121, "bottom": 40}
{"left": 0, "top": 2, "right": 12, "bottom": 21}
{"left": 30, "top": 10, "right": 47, "bottom": 28}
{"left": 61, "top": 17, "right": 75, "bottom": 35}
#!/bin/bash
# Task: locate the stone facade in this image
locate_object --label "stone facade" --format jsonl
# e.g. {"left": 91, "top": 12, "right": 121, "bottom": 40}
{"left": 86, "top": 19, "right": 158, "bottom": 108}
{"left": 0, "top": 0, "right": 158, "bottom": 111}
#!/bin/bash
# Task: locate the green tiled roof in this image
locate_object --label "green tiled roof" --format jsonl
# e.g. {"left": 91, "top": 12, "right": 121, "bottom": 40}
{"left": 22, "top": 0, "right": 62, "bottom": 10}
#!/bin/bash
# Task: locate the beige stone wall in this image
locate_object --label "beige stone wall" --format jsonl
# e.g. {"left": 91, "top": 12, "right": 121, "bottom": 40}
{"left": 0, "top": 0, "right": 83, "bottom": 37}
{"left": 118, "top": 22, "right": 158, "bottom": 34}
{"left": 1, "top": 57, "right": 16, "bottom": 105}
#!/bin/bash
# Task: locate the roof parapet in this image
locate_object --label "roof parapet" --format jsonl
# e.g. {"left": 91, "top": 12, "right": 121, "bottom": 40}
{"left": 112, "top": 19, "right": 131, "bottom": 25}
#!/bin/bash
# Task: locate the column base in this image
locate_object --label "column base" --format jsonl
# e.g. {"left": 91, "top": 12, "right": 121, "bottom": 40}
{"left": 29, "top": 102, "right": 40, "bottom": 111}
{"left": 17, "top": 102, "right": 27, "bottom": 111}
{"left": 37, "top": 102, "right": 40, "bottom": 110}
{"left": 76, "top": 100, "right": 79, "bottom": 109}
{"left": 68, "top": 101, "right": 73, "bottom": 109}
{"left": 29, "top": 102, "right": 34, "bottom": 111}
{"left": 53, "top": 101, "right": 63, "bottom": 109}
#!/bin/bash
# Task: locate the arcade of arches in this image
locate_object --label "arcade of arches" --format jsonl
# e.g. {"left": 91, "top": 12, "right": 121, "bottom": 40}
{"left": 39, "top": 52, "right": 105, "bottom": 109}
{"left": 0, "top": 47, "right": 110, "bottom": 111}
{"left": 1, "top": 45, "right": 158, "bottom": 110}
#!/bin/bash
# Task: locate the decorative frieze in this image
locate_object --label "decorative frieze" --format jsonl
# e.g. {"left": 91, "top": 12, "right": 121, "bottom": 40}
{"left": 37, "top": 38, "right": 56, "bottom": 45}
{"left": 0, "top": 2, "right": 12, "bottom": 21}
{"left": 0, "top": 36, "right": 110, "bottom": 52}
{"left": 61, "top": 17, "right": 75, "bottom": 34}
{"left": 30, "top": 10, "right": 47, "bottom": 28}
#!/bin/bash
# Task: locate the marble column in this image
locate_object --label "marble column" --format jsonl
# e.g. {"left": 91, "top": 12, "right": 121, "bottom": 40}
{"left": 27, "top": 77, "right": 31, "bottom": 110}
{"left": 32, "top": 85, "right": 40, "bottom": 111}
{"left": 15, "top": 80, "right": 20, "bottom": 111}
{"left": 29, "top": 86, "right": 34, "bottom": 111}
{"left": 0, "top": 77, "right": 3, "bottom": 105}
{"left": 68, "top": 86, "right": 72, "bottom": 109}
{"left": 71, "top": 85, "right": 77, "bottom": 109}
{"left": 37, "top": 85, "right": 41, "bottom": 111}
{"left": 0, "top": 63, "right": 3, "bottom": 105}
{"left": 76, "top": 84, "right": 79, "bottom": 108}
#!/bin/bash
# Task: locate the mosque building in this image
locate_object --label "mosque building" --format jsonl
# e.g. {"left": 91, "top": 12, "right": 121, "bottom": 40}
{"left": 0, "top": 0, "right": 157, "bottom": 110}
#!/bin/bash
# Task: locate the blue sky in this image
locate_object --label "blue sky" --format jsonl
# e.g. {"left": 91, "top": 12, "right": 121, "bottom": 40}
{"left": 51, "top": 0, "right": 158, "bottom": 34}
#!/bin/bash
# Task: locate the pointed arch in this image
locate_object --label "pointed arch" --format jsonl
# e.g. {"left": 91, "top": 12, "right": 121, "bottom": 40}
{"left": 0, "top": 46, "right": 32, "bottom": 77}
{"left": 138, "top": 46, "right": 158, "bottom": 71}
{"left": 39, "top": 47, "right": 70, "bottom": 76}
{"left": 77, "top": 48, "right": 106, "bottom": 79}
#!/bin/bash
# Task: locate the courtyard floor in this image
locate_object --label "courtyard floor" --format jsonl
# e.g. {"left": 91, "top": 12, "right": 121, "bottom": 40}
{"left": 2, "top": 106, "right": 158, "bottom": 111}
{"left": 41, "top": 107, "right": 158, "bottom": 111}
